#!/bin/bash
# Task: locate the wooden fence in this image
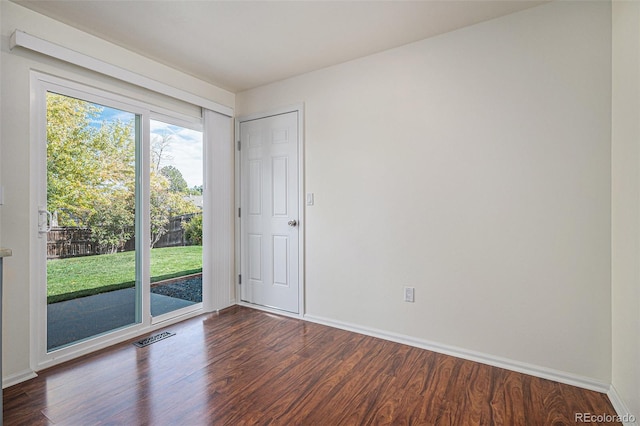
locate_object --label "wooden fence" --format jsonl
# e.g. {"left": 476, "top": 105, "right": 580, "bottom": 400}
{"left": 156, "top": 213, "right": 198, "bottom": 248}
{"left": 47, "top": 213, "right": 200, "bottom": 259}
{"left": 47, "top": 227, "right": 99, "bottom": 259}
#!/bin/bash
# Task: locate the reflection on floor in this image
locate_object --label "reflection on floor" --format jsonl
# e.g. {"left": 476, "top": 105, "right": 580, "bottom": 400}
{"left": 47, "top": 288, "right": 195, "bottom": 351}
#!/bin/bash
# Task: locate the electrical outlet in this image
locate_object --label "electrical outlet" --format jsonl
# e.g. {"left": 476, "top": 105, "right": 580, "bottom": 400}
{"left": 404, "top": 287, "right": 415, "bottom": 303}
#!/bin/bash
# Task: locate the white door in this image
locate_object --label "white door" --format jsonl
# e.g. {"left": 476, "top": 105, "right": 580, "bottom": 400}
{"left": 239, "top": 111, "right": 300, "bottom": 313}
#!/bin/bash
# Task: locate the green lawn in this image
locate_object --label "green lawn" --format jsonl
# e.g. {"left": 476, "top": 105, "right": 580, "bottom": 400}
{"left": 47, "top": 246, "right": 202, "bottom": 303}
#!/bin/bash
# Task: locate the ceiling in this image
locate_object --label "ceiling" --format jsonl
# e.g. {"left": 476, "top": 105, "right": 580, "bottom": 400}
{"left": 13, "top": 1, "right": 546, "bottom": 93}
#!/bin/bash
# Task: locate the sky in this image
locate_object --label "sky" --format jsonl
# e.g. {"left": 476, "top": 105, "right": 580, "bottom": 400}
{"left": 150, "top": 119, "right": 203, "bottom": 188}
{"left": 97, "top": 105, "right": 204, "bottom": 188}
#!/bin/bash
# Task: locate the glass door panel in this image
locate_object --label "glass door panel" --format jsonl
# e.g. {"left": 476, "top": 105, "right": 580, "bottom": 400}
{"left": 149, "top": 119, "right": 203, "bottom": 317}
{"left": 46, "top": 92, "right": 140, "bottom": 351}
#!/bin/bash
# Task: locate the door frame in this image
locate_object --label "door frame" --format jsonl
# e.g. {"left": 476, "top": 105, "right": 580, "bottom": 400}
{"left": 234, "top": 104, "right": 305, "bottom": 318}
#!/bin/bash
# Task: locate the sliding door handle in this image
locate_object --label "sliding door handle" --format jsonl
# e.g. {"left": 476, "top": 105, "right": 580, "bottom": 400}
{"left": 38, "top": 207, "right": 52, "bottom": 234}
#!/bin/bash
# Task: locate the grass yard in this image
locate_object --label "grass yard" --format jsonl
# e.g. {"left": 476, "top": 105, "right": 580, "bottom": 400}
{"left": 47, "top": 246, "right": 202, "bottom": 303}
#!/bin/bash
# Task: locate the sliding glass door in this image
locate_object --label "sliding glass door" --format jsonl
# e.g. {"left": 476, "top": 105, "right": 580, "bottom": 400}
{"left": 45, "top": 92, "right": 142, "bottom": 351}
{"left": 149, "top": 119, "right": 203, "bottom": 318}
{"left": 37, "top": 75, "right": 207, "bottom": 357}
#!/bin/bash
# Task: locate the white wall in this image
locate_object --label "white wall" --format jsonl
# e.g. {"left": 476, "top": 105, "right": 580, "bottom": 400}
{"left": 612, "top": 1, "right": 640, "bottom": 420}
{"left": 0, "top": 1, "right": 234, "bottom": 383}
{"left": 238, "top": 1, "right": 612, "bottom": 383}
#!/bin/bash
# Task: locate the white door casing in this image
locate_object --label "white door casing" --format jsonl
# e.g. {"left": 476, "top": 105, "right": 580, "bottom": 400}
{"left": 238, "top": 110, "right": 301, "bottom": 314}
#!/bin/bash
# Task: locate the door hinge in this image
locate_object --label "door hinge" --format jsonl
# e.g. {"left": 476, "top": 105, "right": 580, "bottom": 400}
{"left": 237, "top": 140, "right": 241, "bottom": 151}
{"left": 238, "top": 274, "right": 242, "bottom": 285}
{"left": 238, "top": 207, "right": 241, "bottom": 218}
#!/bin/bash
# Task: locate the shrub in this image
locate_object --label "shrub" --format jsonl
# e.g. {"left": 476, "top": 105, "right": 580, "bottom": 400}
{"left": 183, "top": 213, "right": 203, "bottom": 245}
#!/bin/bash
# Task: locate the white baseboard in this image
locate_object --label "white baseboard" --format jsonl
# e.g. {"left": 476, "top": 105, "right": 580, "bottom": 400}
{"left": 2, "top": 369, "right": 38, "bottom": 389}
{"left": 608, "top": 385, "right": 639, "bottom": 426}
{"left": 303, "top": 313, "right": 610, "bottom": 393}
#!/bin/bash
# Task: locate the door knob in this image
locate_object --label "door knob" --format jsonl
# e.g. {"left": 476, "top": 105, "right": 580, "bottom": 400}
{"left": 288, "top": 220, "right": 298, "bottom": 227}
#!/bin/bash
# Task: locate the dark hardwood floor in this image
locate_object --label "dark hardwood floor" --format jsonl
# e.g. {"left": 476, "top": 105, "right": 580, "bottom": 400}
{"left": 4, "top": 306, "right": 619, "bottom": 425}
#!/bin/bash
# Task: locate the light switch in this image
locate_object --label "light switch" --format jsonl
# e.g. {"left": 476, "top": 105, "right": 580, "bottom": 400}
{"left": 306, "top": 193, "right": 314, "bottom": 206}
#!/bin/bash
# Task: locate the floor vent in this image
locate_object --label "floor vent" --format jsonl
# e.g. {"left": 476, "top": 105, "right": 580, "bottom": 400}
{"left": 133, "top": 331, "right": 175, "bottom": 348}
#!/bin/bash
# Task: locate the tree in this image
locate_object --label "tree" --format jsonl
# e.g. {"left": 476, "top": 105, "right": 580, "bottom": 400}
{"left": 88, "top": 188, "right": 134, "bottom": 254}
{"left": 149, "top": 170, "right": 199, "bottom": 247}
{"left": 47, "top": 93, "right": 136, "bottom": 253}
{"left": 47, "top": 93, "right": 106, "bottom": 226}
{"left": 189, "top": 185, "right": 203, "bottom": 195}
{"left": 160, "top": 165, "right": 188, "bottom": 193}
{"left": 150, "top": 135, "right": 198, "bottom": 247}
{"left": 151, "top": 133, "right": 173, "bottom": 171}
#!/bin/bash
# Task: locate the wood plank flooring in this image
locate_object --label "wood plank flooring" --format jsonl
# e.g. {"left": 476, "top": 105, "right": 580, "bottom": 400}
{"left": 3, "top": 306, "right": 619, "bottom": 425}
